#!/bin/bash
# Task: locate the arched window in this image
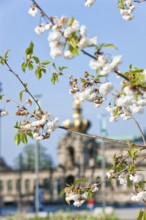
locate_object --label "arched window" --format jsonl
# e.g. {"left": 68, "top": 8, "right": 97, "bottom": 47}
{"left": 66, "top": 175, "right": 74, "bottom": 185}
{"left": 67, "top": 146, "right": 75, "bottom": 166}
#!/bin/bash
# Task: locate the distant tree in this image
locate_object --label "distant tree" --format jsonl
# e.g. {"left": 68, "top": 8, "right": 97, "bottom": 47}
{"left": 14, "top": 144, "right": 53, "bottom": 171}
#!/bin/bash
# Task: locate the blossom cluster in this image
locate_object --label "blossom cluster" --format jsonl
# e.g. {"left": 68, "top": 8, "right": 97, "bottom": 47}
{"left": 106, "top": 68, "right": 146, "bottom": 122}
{"left": 21, "top": 111, "right": 59, "bottom": 141}
{"left": 28, "top": 5, "right": 97, "bottom": 59}
{"left": 65, "top": 183, "right": 98, "bottom": 207}
{"left": 89, "top": 55, "right": 122, "bottom": 76}
{"left": 120, "top": 0, "right": 135, "bottom": 21}
{"left": 118, "top": 173, "right": 144, "bottom": 186}
{"left": 74, "top": 82, "right": 113, "bottom": 108}
{"left": 131, "top": 191, "right": 146, "bottom": 202}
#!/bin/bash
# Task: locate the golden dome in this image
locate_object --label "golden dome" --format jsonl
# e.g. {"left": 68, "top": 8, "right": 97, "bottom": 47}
{"left": 63, "top": 97, "right": 91, "bottom": 133}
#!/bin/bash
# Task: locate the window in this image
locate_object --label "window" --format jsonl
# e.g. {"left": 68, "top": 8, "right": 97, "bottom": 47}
{"left": 43, "top": 178, "right": 50, "bottom": 190}
{"left": 16, "top": 179, "right": 21, "bottom": 191}
{"left": 7, "top": 180, "right": 13, "bottom": 192}
{"left": 96, "top": 176, "right": 101, "bottom": 188}
{"left": 25, "top": 179, "right": 30, "bottom": 193}
{"left": 68, "top": 146, "right": 75, "bottom": 166}
{"left": 0, "top": 180, "right": 3, "bottom": 191}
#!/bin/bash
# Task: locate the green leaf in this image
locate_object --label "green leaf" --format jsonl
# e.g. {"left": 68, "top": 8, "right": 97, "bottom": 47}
{"left": 60, "top": 188, "right": 65, "bottom": 196}
{"left": 27, "top": 131, "right": 33, "bottom": 139}
{"left": 137, "top": 209, "right": 144, "bottom": 220}
{"left": 19, "top": 90, "right": 24, "bottom": 102}
{"left": 51, "top": 73, "right": 59, "bottom": 84}
{"left": 0, "top": 95, "right": 3, "bottom": 100}
{"left": 24, "top": 83, "right": 28, "bottom": 88}
{"left": 70, "top": 38, "right": 77, "bottom": 49}
{"left": 21, "top": 134, "right": 28, "bottom": 144}
{"left": 14, "top": 122, "right": 20, "bottom": 129}
{"left": 41, "top": 61, "right": 51, "bottom": 65}
{"left": 52, "top": 62, "right": 57, "bottom": 70}
{"left": 118, "top": 0, "right": 125, "bottom": 9}
{"left": 65, "top": 199, "right": 70, "bottom": 205}
{"left": 129, "top": 64, "right": 133, "bottom": 70}
{"left": 74, "top": 178, "right": 88, "bottom": 185}
{"left": 26, "top": 42, "right": 34, "bottom": 56}
{"left": 35, "top": 68, "right": 42, "bottom": 79}
{"left": 4, "top": 50, "right": 10, "bottom": 59}
{"left": 58, "top": 66, "right": 68, "bottom": 71}
{"left": 21, "top": 62, "right": 27, "bottom": 72}
{"left": 28, "top": 62, "right": 33, "bottom": 70}
{"left": 14, "top": 133, "right": 21, "bottom": 146}
{"left": 33, "top": 56, "right": 40, "bottom": 64}
{"left": 101, "top": 43, "right": 117, "bottom": 49}
{"left": 68, "top": 17, "right": 74, "bottom": 26}
{"left": 113, "top": 107, "right": 119, "bottom": 116}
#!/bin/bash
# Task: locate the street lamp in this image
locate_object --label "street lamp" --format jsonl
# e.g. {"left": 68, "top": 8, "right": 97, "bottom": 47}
{"left": 0, "top": 82, "right": 2, "bottom": 215}
{"left": 98, "top": 113, "right": 108, "bottom": 211}
{"left": 34, "top": 94, "right": 42, "bottom": 216}
{"left": 0, "top": 82, "right": 2, "bottom": 159}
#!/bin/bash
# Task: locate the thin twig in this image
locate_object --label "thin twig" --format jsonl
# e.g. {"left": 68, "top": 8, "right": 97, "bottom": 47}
{"left": 31, "top": 0, "right": 54, "bottom": 23}
{"left": 2, "top": 94, "right": 40, "bottom": 120}
{"left": 124, "top": 107, "right": 146, "bottom": 145}
{"left": 5, "top": 61, "right": 42, "bottom": 111}
{"left": 59, "top": 125, "right": 146, "bottom": 148}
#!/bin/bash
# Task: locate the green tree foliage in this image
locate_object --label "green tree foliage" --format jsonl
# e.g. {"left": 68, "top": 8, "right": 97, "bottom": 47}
{"left": 14, "top": 144, "right": 53, "bottom": 171}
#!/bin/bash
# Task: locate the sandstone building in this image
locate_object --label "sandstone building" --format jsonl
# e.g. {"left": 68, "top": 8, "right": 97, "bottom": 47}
{"left": 0, "top": 99, "right": 145, "bottom": 206}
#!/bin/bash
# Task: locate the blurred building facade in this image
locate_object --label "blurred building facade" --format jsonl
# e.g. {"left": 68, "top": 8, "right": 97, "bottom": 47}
{"left": 0, "top": 99, "right": 145, "bottom": 205}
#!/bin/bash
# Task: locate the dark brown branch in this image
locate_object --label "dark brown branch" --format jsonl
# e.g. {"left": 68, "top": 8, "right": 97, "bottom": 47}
{"left": 31, "top": 0, "right": 54, "bottom": 24}
{"left": 59, "top": 125, "right": 146, "bottom": 148}
{"left": 5, "top": 61, "right": 42, "bottom": 111}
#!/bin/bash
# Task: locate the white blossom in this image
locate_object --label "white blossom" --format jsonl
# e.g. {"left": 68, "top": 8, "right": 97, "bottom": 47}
{"left": 66, "top": 193, "right": 80, "bottom": 201}
{"left": 44, "top": 23, "right": 52, "bottom": 31}
{"left": 50, "top": 47, "right": 63, "bottom": 58}
{"left": 28, "top": 6, "right": 38, "bottom": 17}
{"left": 26, "top": 99, "right": 32, "bottom": 106}
{"left": 34, "top": 25, "right": 45, "bottom": 34}
{"left": 36, "top": 135, "right": 44, "bottom": 141}
{"left": 33, "top": 132, "right": 40, "bottom": 139}
{"left": 118, "top": 173, "right": 127, "bottom": 185}
{"left": 85, "top": 0, "right": 96, "bottom": 7}
{"left": 131, "top": 191, "right": 146, "bottom": 201}
{"left": 99, "top": 82, "right": 113, "bottom": 96}
{"left": 48, "top": 30, "right": 62, "bottom": 42}
{"left": 47, "top": 118, "right": 59, "bottom": 133}
{"left": 91, "top": 183, "right": 99, "bottom": 192}
{"left": 1, "top": 110, "right": 8, "bottom": 116}
{"left": 22, "top": 123, "right": 32, "bottom": 129}
{"left": 80, "top": 25, "right": 87, "bottom": 36}
{"left": 64, "top": 50, "right": 75, "bottom": 59}
{"left": 89, "top": 55, "right": 108, "bottom": 70}
{"left": 129, "top": 174, "right": 144, "bottom": 183}
{"left": 73, "top": 199, "right": 85, "bottom": 207}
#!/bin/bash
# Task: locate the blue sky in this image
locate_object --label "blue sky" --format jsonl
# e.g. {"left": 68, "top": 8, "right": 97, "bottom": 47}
{"left": 0, "top": 0, "right": 146, "bottom": 166}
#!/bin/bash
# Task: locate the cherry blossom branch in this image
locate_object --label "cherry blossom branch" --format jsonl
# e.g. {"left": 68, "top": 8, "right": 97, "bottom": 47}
{"left": 5, "top": 61, "right": 42, "bottom": 111}
{"left": 59, "top": 125, "right": 145, "bottom": 148}
{"left": 124, "top": 107, "right": 146, "bottom": 145}
{"left": 1, "top": 94, "right": 40, "bottom": 120}
{"left": 134, "top": 0, "right": 146, "bottom": 2}
{"left": 31, "top": 0, "right": 53, "bottom": 23}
